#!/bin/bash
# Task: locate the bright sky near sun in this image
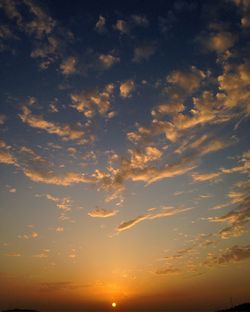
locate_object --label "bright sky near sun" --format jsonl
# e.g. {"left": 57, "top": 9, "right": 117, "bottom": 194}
{"left": 0, "top": 0, "right": 250, "bottom": 311}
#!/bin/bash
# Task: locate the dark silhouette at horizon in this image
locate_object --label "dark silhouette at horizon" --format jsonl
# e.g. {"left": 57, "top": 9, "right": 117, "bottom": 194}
{"left": 216, "top": 303, "right": 250, "bottom": 312}
{"left": 2, "top": 309, "right": 39, "bottom": 312}
{"left": 2, "top": 303, "right": 250, "bottom": 312}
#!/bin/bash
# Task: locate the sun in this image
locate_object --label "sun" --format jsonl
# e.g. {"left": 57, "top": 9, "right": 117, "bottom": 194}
{"left": 112, "top": 302, "right": 117, "bottom": 308}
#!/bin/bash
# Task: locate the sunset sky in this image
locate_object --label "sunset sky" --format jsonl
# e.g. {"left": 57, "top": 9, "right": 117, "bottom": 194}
{"left": 0, "top": 0, "right": 250, "bottom": 311}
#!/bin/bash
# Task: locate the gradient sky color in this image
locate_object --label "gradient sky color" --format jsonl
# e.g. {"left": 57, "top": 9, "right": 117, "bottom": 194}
{"left": 0, "top": 0, "right": 250, "bottom": 311}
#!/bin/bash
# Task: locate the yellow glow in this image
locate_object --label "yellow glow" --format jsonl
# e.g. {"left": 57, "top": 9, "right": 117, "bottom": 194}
{"left": 112, "top": 302, "right": 117, "bottom": 308}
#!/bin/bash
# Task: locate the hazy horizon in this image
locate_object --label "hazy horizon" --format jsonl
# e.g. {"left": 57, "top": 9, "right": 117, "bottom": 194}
{"left": 0, "top": 0, "right": 250, "bottom": 311}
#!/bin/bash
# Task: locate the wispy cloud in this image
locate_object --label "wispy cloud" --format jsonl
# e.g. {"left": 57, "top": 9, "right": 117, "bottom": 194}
{"left": 19, "top": 106, "right": 86, "bottom": 142}
{"left": 117, "top": 206, "right": 191, "bottom": 232}
{"left": 208, "top": 197, "right": 250, "bottom": 239}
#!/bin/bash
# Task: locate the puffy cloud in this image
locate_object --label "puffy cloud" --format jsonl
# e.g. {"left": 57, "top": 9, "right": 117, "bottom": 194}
{"left": 49, "top": 100, "right": 59, "bottom": 113}
{"left": 60, "top": 56, "right": 77, "bottom": 75}
{"left": 192, "top": 171, "right": 221, "bottom": 182}
{"left": 120, "top": 80, "right": 135, "bottom": 98}
{"left": 0, "top": 150, "right": 16, "bottom": 165}
{"left": 71, "top": 83, "right": 114, "bottom": 118}
{"left": 131, "top": 15, "right": 149, "bottom": 27}
{"left": 217, "top": 60, "right": 250, "bottom": 115}
{"left": 8, "top": 187, "right": 16, "bottom": 193}
{"left": 132, "top": 44, "right": 156, "bottom": 63}
{"left": 56, "top": 227, "right": 64, "bottom": 232}
{"left": 208, "top": 197, "right": 250, "bottom": 239}
{"left": 151, "top": 103, "right": 185, "bottom": 117}
{"left": 46, "top": 194, "right": 72, "bottom": 211}
{"left": 88, "top": 208, "right": 118, "bottom": 218}
{"left": 166, "top": 66, "right": 206, "bottom": 93}
{"left": 114, "top": 19, "right": 129, "bottom": 34}
{"left": 205, "top": 245, "right": 250, "bottom": 266}
{"left": 216, "top": 245, "right": 250, "bottom": 264}
{"left": 99, "top": 53, "right": 120, "bottom": 69}
{"left": 0, "top": 114, "right": 6, "bottom": 125}
{"left": 24, "top": 0, "right": 56, "bottom": 39}
{"left": 128, "top": 146, "right": 162, "bottom": 169}
{"left": 19, "top": 106, "right": 85, "bottom": 142}
{"left": 206, "top": 31, "right": 237, "bottom": 53}
{"left": 117, "top": 206, "right": 191, "bottom": 232}
{"left": 231, "top": 0, "right": 250, "bottom": 28}
{"left": 95, "top": 15, "right": 106, "bottom": 33}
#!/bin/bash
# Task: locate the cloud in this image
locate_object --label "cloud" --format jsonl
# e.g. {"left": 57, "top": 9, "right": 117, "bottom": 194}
{"left": 151, "top": 103, "right": 185, "bottom": 117}
{"left": 60, "top": 56, "right": 77, "bottom": 75}
{"left": 128, "top": 156, "right": 196, "bottom": 184}
{"left": 0, "top": 150, "right": 16, "bottom": 165}
{"left": 218, "top": 59, "right": 250, "bottom": 116}
{"left": 88, "top": 208, "right": 119, "bottom": 218}
{"left": 166, "top": 66, "right": 206, "bottom": 93}
{"left": 208, "top": 197, "right": 250, "bottom": 239}
{"left": 56, "top": 227, "right": 64, "bottom": 232}
{"left": 216, "top": 245, "right": 250, "bottom": 264}
{"left": 8, "top": 187, "right": 16, "bottom": 193}
{"left": 221, "top": 149, "right": 250, "bottom": 175}
{"left": 206, "top": 31, "right": 237, "bottom": 53}
{"left": 5, "top": 252, "right": 21, "bottom": 257}
{"left": 18, "top": 146, "right": 94, "bottom": 186}
{"left": 95, "top": 15, "right": 106, "bottom": 33}
{"left": 128, "top": 146, "right": 162, "bottom": 169}
{"left": 71, "top": 83, "right": 114, "bottom": 118}
{"left": 39, "top": 281, "right": 87, "bottom": 292}
{"left": 0, "top": 114, "right": 6, "bottom": 125}
{"left": 23, "top": 167, "right": 92, "bottom": 186}
{"left": 233, "top": 0, "right": 250, "bottom": 28}
{"left": 0, "top": 0, "right": 64, "bottom": 68}
{"left": 114, "top": 19, "right": 129, "bottom": 34}
{"left": 19, "top": 106, "right": 85, "bottom": 142}
{"left": 117, "top": 206, "right": 191, "bottom": 232}
{"left": 205, "top": 245, "right": 250, "bottom": 266}
{"left": 192, "top": 171, "right": 221, "bottom": 182}
{"left": 120, "top": 80, "right": 135, "bottom": 98}
{"left": 24, "top": 0, "right": 56, "bottom": 39}
{"left": 132, "top": 44, "right": 156, "bottom": 63}
{"left": 155, "top": 267, "right": 181, "bottom": 275}
{"left": 46, "top": 194, "right": 72, "bottom": 211}
{"left": 131, "top": 15, "right": 149, "bottom": 27}
{"left": 99, "top": 53, "right": 120, "bottom": 69}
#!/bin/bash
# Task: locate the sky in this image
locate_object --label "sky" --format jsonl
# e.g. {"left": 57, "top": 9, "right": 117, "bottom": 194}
{"left": 0, "top": 0, "right": 250, "bottom": 311}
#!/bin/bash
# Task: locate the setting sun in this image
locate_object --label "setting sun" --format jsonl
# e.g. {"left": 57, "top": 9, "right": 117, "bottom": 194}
{"left": 112, "top": 302, "right": 117, "bottom": 308}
